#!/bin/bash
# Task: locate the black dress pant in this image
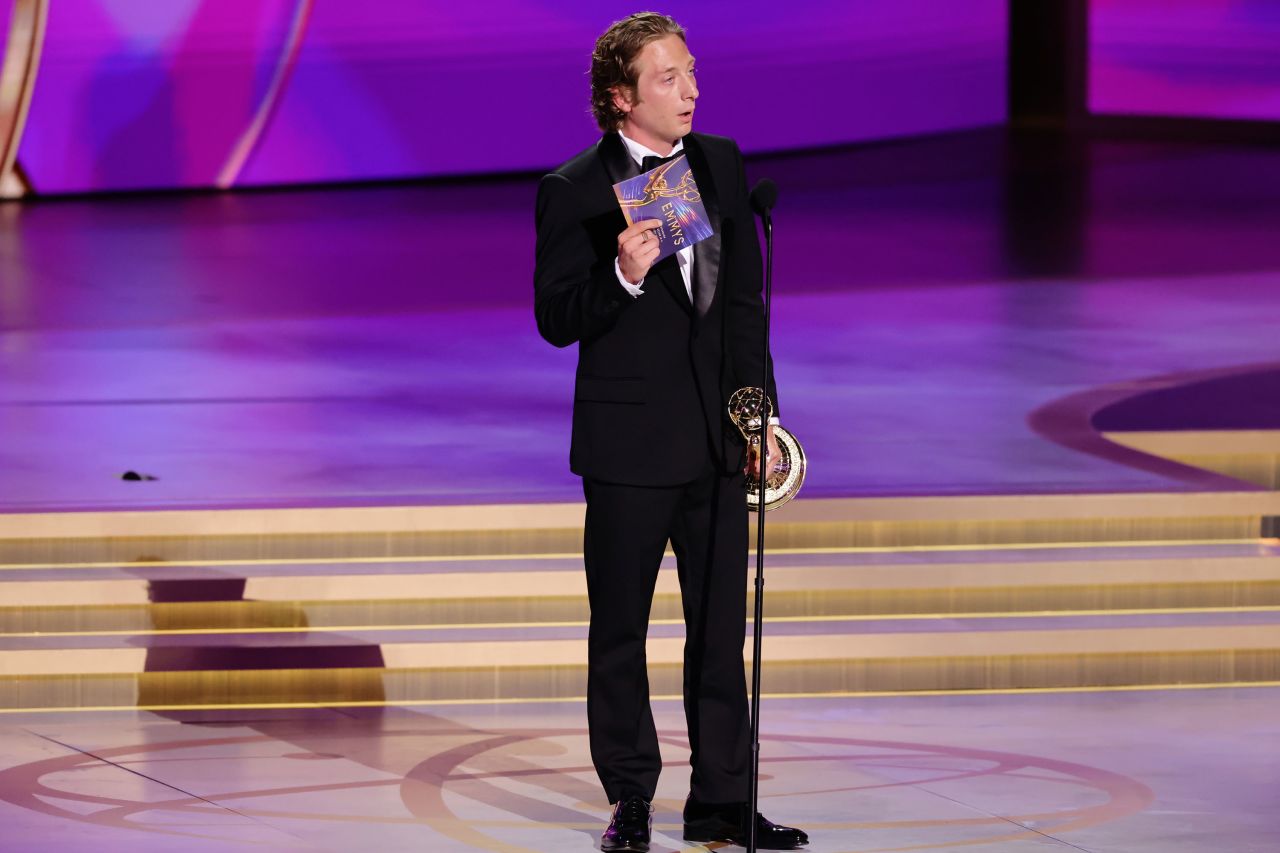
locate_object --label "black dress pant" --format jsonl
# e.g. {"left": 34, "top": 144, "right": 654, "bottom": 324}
{"left": 582, "top": 464, "right": 751, "bottom": 805}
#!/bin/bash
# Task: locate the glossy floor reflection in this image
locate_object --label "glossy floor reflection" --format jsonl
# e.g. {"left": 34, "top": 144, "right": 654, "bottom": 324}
{"left": 1, "top": 688, "right": 1276, "bottom": 852}
{"left": 4, "top": 132, "right": 1280, "bottom": 510}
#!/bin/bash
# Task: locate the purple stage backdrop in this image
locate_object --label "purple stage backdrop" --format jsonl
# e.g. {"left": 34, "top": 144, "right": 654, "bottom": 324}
{"left": 14, "top": 1, "right": 1007, "bottom": 193}
{"left": 1090, "top": 0, "right": 1280, "bottom": 120}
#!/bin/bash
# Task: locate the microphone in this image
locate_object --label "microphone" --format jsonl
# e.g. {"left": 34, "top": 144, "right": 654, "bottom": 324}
{"left": 749, "top": 178, "right": 778, "bottom": 217}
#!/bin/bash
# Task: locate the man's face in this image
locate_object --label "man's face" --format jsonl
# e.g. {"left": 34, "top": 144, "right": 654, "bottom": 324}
{"left": 613, "top": 34, "right": 698, "bottom": 153}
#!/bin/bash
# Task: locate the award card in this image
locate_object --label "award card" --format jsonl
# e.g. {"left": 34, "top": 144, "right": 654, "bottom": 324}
{"left": 612, "top": 154, "right": 713, "bottom": 263}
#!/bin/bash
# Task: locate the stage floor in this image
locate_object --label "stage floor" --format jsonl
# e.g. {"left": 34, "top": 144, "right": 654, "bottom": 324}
{"left": 2, "top": 131, "right": 1279, "bottom": 853}
{"left": 3, "top": 130, "right": 1280, "bottom": 511}
{"left": 1, "top": 688, "right": 1275, "bottom": 852}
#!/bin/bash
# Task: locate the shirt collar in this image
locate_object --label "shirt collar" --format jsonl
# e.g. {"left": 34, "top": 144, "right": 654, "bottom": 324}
{"left": 618, "top": 132, "right": 685, "bottom": 168}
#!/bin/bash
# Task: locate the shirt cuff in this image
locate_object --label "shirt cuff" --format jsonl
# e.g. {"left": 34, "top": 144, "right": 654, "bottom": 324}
{"left": 614, "top": 258, "right": 645, "bottom": 297}
{"left": 767, "top": 416, "right": 780, "bottom": 426}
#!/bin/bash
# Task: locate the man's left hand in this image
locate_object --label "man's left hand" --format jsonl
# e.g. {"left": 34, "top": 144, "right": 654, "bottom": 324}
{"left": 745, "top": 425, "right": 782, "bottom": 482}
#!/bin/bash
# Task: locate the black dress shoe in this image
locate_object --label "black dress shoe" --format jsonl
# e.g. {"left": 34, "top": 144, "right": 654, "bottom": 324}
{"left": 601, "top": 795, "right": 653, "bottom": 852}
{"left": 683, "top": 799, "right": 808, "bottom": 850}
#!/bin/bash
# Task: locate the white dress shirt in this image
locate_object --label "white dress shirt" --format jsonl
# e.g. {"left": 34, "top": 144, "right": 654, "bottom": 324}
{"left": 613, "top": 133, "right": 695, "bottom": 301}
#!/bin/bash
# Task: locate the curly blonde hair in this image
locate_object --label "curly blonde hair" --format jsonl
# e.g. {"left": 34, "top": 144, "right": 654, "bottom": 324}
{"left": 590, "top": 12, "right": 686, "bottom": 131}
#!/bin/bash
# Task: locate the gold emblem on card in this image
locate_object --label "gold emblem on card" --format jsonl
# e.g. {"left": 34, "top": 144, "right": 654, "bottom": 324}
{"left": 617, "top": 158, "right": 702, "bottom": 208}
{"left": 728, "top": 387, "right": 806, "bottom": 511}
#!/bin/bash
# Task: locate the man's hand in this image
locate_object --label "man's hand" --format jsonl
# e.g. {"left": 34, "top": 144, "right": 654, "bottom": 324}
{"left": 745, "top": 425, "right": 782, "bottom": 482}
{"left": 617, "top": 219, "right": 663, "bottom": 284}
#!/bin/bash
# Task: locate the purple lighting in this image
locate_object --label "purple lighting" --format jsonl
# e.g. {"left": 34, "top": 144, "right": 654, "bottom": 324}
{"left": 1090, "top": 0, "right": 1280, "bottom": 120}
{"left": 15, "top": 1, "right": 1007, "bottom": 194}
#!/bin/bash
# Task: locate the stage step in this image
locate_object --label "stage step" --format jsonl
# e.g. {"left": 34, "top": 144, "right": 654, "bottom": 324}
{"left": 3, "top": 611, "right": 1280, "bottom": 709}
{"left": 3, "top": 490, "right": 1278, "bottom": 556}
{"left": 2, "top": 545, "right": 1278, "bottom": 634}
{"left": 0, "top": 494, "right": 1277, "bottom": 710}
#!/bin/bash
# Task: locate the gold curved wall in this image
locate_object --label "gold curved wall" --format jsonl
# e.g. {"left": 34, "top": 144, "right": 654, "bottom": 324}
{"left": 216, "top": 0, "right": 314, "bottom": 188}
{"left": 0, "top": 0, "right": 47, "bottom": 199}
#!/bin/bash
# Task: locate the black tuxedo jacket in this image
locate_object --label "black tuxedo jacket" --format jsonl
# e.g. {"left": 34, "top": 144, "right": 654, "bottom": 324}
{"left": 534, "top": 131, "right": 778, "bottom": 486}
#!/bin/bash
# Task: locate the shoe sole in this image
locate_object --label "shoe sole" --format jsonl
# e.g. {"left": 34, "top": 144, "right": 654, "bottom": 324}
{"left": 683, "top": 831, "right": 807, "bottom": 850}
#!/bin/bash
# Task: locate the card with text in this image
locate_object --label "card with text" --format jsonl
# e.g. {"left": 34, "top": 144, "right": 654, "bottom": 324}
{"left": 612, "top": 154, "right": 713, "bottom": 263}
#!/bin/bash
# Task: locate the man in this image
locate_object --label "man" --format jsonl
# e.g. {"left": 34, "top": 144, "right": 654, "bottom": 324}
{"left": 533, "top": 12, "right": 807, "bottom": 852}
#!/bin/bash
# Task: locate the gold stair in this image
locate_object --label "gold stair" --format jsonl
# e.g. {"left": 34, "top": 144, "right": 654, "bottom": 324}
{"left": 1, "top": 491, "right": 1278, "bottom": 711}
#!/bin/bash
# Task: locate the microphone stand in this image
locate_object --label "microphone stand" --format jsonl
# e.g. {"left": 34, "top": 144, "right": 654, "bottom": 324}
{"left": 747, "top": 199, "right": 774, "bottom": 853}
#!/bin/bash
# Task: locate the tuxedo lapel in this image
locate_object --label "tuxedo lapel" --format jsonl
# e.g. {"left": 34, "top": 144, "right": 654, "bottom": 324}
{"left": 598, "top": 131, "right": 639, "bottom": 184}
{"left": 683, "top": 134, "right": 722, "bottom": 318}
{"left": 598, "top": 132, "right": 692, "bottom": 313}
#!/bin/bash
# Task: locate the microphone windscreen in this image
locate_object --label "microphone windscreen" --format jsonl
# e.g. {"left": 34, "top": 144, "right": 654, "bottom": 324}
{"left": 749, "top": 179, "right": 778, "bottom": 216}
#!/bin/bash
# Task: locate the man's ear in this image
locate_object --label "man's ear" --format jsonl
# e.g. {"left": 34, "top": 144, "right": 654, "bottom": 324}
{"left": 610, "top": 85, "right": 634, "bottom": 117}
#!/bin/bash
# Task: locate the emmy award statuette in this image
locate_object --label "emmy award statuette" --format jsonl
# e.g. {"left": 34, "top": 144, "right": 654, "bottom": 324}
{"left": 727, "top": 387, "right": 806, "bottom": 511}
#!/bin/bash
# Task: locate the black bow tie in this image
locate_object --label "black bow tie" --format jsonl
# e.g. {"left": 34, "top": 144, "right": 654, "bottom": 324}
{"left": 641, "top": 152, "right": 681, "bottom": 172}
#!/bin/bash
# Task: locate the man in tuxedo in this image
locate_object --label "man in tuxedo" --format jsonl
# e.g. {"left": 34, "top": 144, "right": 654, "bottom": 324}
{"left": 533, "top": 12, "right": 807, "bottom": 852}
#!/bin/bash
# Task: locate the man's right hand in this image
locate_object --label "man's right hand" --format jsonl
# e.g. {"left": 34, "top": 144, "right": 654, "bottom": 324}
{"left": 617, "top": 219, "right": 663, "bottom": 285}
